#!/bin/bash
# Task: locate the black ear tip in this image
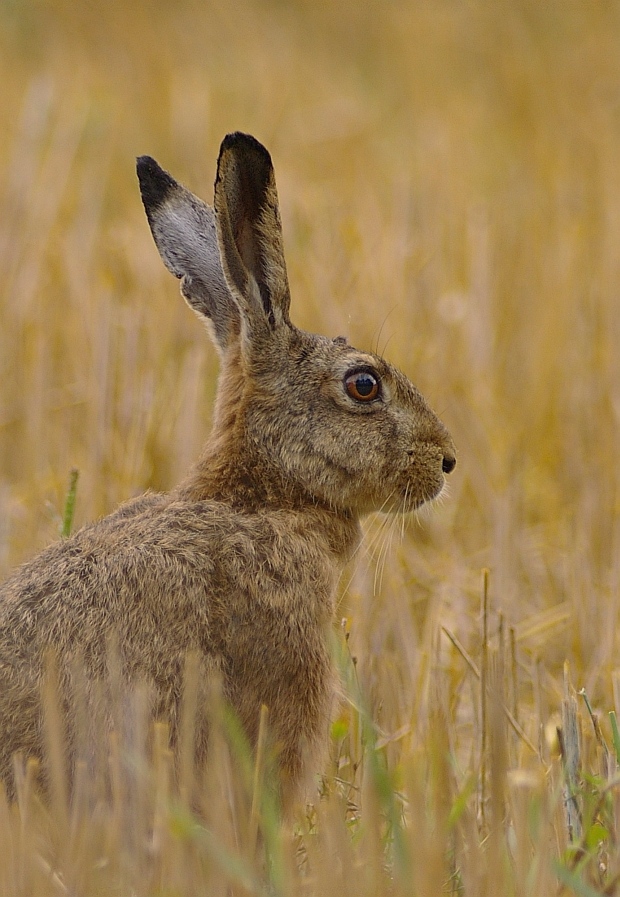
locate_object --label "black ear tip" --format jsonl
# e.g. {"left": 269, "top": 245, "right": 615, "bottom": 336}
{"left": 136, "top": 155, "right": 177, "bottom": 210}
{"left": 218, "top": 132, "right": 272, "bottom": 168}
{"left": 136, "top": 154, "right": 157, "bottom": 169}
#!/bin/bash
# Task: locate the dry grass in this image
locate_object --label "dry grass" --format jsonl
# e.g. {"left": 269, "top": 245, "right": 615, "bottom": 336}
{"left": 1, "top": 0, "right": 620, "bottom": 893}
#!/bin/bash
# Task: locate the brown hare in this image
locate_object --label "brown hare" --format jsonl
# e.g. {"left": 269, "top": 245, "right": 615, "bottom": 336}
{"left": 0, "top": 133, "right": 455, "bottom": 803}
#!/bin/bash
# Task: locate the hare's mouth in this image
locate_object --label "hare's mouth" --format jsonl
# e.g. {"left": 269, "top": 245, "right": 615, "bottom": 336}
{"left": 400, "top": 478, "right": 446, "bottom": 512}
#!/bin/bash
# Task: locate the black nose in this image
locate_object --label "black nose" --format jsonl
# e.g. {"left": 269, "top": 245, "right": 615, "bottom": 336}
{"left": 442, "top": 454, "right": 456, "bottom": 474}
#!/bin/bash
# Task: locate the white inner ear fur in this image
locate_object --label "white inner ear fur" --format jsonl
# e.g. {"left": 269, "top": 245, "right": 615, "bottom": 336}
{"left": 155, "top": 204, "right": 220, "bottom": 284}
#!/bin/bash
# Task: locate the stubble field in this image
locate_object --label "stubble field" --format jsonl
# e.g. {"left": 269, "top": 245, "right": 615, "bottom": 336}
{"left": 1, "top": 1, "right": 620, "bottom": 894}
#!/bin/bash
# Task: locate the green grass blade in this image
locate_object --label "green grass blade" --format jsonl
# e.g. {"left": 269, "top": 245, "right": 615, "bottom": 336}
{"left": 60, "top": 468, "right": 79, "bottom": 539}
{"left": 609, "top": 711, "right": 620, "bottom": 766}
{"left": 553, "top": 861, "right": 606, "bottom": 897}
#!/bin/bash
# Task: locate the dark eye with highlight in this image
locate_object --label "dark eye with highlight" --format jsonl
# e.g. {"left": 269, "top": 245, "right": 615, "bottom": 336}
{"left": 344, "top": 370, "right": 380, "bottom": 402}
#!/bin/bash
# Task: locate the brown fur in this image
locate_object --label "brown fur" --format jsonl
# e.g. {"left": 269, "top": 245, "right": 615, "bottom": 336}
{"left": 0, "top": 133, "right": 456, "bottom": 801}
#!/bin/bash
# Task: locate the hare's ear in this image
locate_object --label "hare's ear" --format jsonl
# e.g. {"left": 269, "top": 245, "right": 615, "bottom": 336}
{"left": 137, "top": 156, "right": 240, "bottom": 353}
{"left": 214, "top": 133, "right": 291, "bottom": 333}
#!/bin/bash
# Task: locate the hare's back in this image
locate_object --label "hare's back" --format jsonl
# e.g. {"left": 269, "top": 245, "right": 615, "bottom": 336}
{"left": 0, "top": 494, "right": 336, "bottom": 778}
{"left": 0, "top": 495, "right": 226, "bottom": 661}
{"left": 0, "top": 495, "right": 335, "bottom": 668}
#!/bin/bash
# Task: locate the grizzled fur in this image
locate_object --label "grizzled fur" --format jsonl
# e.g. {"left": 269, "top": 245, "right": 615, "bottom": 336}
{"left": 0, "top": 133, "right": 456, "bottom": 801}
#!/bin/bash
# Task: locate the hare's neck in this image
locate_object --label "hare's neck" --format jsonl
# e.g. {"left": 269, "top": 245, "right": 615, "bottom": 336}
{"left": 173, "top": 354, "right": 360, "bottom": 562}
{"left": 176, "top": 438, "right": 361, "bottom": 563}
{"left": 175, "top": 445, "right": 360, "bottom": 567}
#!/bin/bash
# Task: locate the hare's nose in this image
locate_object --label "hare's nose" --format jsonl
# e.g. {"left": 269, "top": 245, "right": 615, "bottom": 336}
{"left": 442, "top": 454, "right": 456, "bottom": 474}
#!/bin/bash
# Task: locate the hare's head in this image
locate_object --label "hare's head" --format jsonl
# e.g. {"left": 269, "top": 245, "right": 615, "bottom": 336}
{"left": 137, "top": 133, "right": 455, "bottom": 516}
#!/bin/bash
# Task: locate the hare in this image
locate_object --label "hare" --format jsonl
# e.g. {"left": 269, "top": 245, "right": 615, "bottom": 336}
{"left": 0, "top": 133, "right": 455, "bottom": 802}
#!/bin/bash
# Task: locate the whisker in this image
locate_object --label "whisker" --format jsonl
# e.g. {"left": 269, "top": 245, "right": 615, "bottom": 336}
{"left": 373, "top": 519, "right": 389, "bottom": 595}
{"left": 379, "top": 330, "right": 396, "bottom": 359}
{"left": 339, "top": 493, "right": 397, "bottom": 596}
{"left": 373, "top": 521, "right": 389, "bottom": 596}
{"left": 375, "top": 505, "right": 402, "bottom": 596}
{"left": 400, "top": 483, "right": 410, "bottom": 541}
{"left": 373, "top": 304, "right": 399, "bottom": 356}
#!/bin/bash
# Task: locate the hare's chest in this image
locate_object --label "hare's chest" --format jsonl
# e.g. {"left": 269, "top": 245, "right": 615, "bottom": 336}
{"left": 218, "top": 522, "right": 339, "bottom": 619}
{"left": 224, "top": 596, "right": 335, "bottom": 753}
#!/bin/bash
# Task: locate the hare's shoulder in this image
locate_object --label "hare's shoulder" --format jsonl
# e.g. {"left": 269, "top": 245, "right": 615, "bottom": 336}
{"left": 0, "top": 494, "right": 338, "bottom": 632}
{"left": 81, "top": 495, "right": 339, "bottom": 568}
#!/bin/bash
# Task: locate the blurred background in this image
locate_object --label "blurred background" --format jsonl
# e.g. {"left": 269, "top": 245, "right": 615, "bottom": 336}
{"left": 1, "top": 0, "right": 620, "bottom": 781}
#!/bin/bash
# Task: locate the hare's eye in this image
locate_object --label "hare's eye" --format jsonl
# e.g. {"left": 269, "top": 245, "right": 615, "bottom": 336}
{"left": 344, "top": 371, "right": 380, "bottom": 402}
